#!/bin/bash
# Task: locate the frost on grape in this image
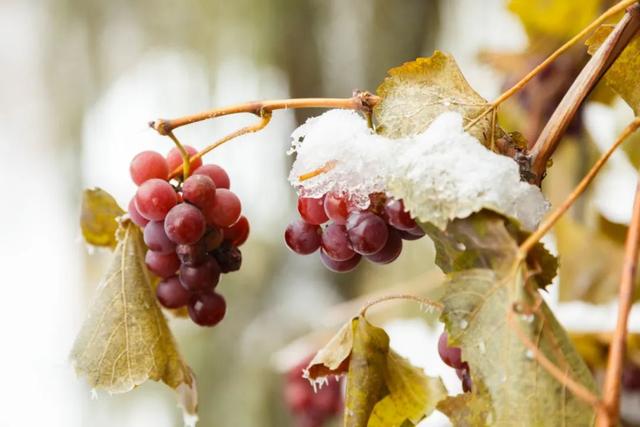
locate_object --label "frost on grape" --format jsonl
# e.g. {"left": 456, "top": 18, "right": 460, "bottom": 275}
{"left": 288, "top": 109, "right": 547, "bottom": 230}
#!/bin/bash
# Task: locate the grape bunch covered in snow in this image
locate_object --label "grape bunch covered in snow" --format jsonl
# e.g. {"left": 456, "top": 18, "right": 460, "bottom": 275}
{"left": 128, "top": 147, "right": 248, "bottom": 327}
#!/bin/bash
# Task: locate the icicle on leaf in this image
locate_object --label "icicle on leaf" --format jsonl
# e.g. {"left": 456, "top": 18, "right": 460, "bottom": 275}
{"left": 586, "top": 25, "right": 640, "bottom": 115}
{"left": 438, "top": 268, "right": 597, "bottom": 426}
{"left": 70, "top": 221, "right": 197, "bottom": 421}
{"left": 373, "top": 51, "right": 496, "bottom": 144}
{"left": 80, "top": 188, "right": 125, "bottom": 248}
{"left": 305, "top": 316, "right": 446, "bottom": 427}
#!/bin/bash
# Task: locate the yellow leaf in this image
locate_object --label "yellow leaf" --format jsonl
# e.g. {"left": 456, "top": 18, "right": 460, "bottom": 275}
{"left": 70, "top": 222, "right": 197, "bottom": 419}
{"left": 306, "top": 317, "right": 446, "bottom": 427}
{"left": 508, "top": 0, "right": 601, "bottom": 41}
{"left": 586, "top": 25, "right": 640, "bottom": 115}
{"left": 373, "top": 52, "right": 495, "bottom": 144}
{"left": 436, "top": 390, "right": 492, "bottom": 427}
{"left": 80, "top": 188, "right": 125, "bottom": 248}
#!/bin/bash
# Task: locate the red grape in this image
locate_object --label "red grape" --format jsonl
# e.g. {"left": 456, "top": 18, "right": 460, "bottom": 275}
{"left": 319, "top": 250, "right": 361, "bottom": 273}
{"left": 164, "top": 203, "right": 206, "bottom": 244}
{"left": 321, "top": 223, "right": 355, "bottom": 261}
{"left": 324, "top": 193, "right": 349, "bottom": 225}
{"left": 346, "top": 211, "right": 388, "bottom": 255}
{"left": 284, "top": 219, "right": 321, "bottom": 255}
{"left": 203, "top": 189, "right": 241, "bottom": 227}
{"left": 398, "top": 229, "right": 424, "bottom": 241}
{"left": 128, "top": 197, "right": 149, "bottom": 227}
{"left": 212, "top": 241, "right": 242, "bottom": 273}
{"left": 438, "top": 332, "right": 463, "bottom": 369}
{"left": 182, "top": 174, "right": 216, "bottom": 209}
{"left": 179, "top": 256, "right": 220, "bottom": 291}
{"left": 156, "top": 276, "right": 191, "bottom": 309}
{"left": 366, "top": 228, "right": 402, "bottom": 264}
{"left": 143, "top": 220, "right": 176, "bottom": 254}
{"left": 203, "top": 227, "right": 224, "bottom": 251}
{"left": 224, "top": 216, "right": 250, "bottom": 247}
{"left": 129, "top": 150, "right": 169, "bottom": 185}
{"left": 298, "top": 196, "right": 329, "bottom": 225}
{"left": 135, "top": 179, "right": 177, "bottom": 221}
{"left": 145, "top": 250, "right": 180, "bottom": 278}
{"left": 166, "top": 145, "right": 202, "bottom": 173}
{"left": 284, "top": 380, "right": 313, "bottom": 413}
{"left": 385, "top": 199, "right": 417, "bottom": 231}
{"left": 188, "top": 291, "right": 226, "bottom": 326}
{"left": 193, "top": 164, "right": 230, "bottom": 189}
{"left": 176, "top": 242, "right": 207, "bottom": 266}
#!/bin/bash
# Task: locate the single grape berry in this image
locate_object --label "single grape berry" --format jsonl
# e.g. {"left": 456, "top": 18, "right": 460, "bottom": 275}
{"left": 176, "top": 242, "right": 207, "bottom": 266}
{"left": 203, "top": 189, "right": 242, "bottom": 227}
{"left": 203, "top": 227, "right": 224, "bottom": 251}
{"left": 284, "top": 380, "right": 313, "bottom": 413}
{"left": 212, "top": 241, "right": 243, "bottom": 273}
{"left": 145, "top": 250, "right": 180, "bottom": 278}
{"left": 398, "top": 229, "right": 424, "bottom": 241}
{"left": 182, "top": 174, "right": 216, "bottom": 209}
{"left": 128, "top": 197, "right": 149, "bottom": 227}
{"left": 346, "top": 211, "right": 388, "bottom": 255}
{"left": 324, "top": 193, "right": 349, "bottom": 225}
{"left": 129, "top": 150, "right": 169, "bottom": 185}
{"left": 143, "top": 220, "right": 176, "bottom": 254}
{"left": 188, "top": 291, "right": 226, "bottom": 327}
{"left": 166, "top": 145, "right": 202, "bottom": 173}
{"left": 385, "top": 199, "right": 417, "bottom": 231}
{"left": 321, "top": 223, "right": 355, "bottom": 261}
{"left": 438, "top": 332, "right": 463, "bottom": 369}
{"left": 366, "top": 228, "right": 402, "bottom": 264}
{"left": 156, "top": 276, "right": 191, "bottom": 309}
{"left": 164, "top": 203, "right": 206, "bottom": 245}
{"left": 193, "top": 164, "right": 230, "bottom": 189}
{"left": 298, "top": 196, "right": 329, "bottom": 225}
{"left": 284, "top": 219, "right": 321, "bottom": 255}
{"left": 224, "top": 216, "right": 250, "bottom": 247}
{"left": 319, "top": 250, "right": 361, "bottom": 273}
{"left": 135, "top": 179, "right": 177, "bottom": 221}
{"left": 622, "top": 363, "right": 640, "bottom": 391}
{"left": 179, "top": 256, "right": 220, "bottom": 291}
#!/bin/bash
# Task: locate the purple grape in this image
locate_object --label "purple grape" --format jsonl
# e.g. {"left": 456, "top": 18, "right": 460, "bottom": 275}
{"left": 188, "top": 291, "right": 226, "bottom": 326}
{"left": 179, "top": 256, "right": 220, "bottom": 291}
{"left": 321, "top": 223, "right": 355, "bottom": 261}
{"left": 319, "top": 250, "right": 361, "bottom": 273}
{"left": 145, "top": 250, "right": 180, "bottom": 278}
{"left": 284, "top": 219, "right": 321, "bottom": 255}
{"left": 164, "top": 203, "right": 206, "bottom": 244}
{"left": 143, "top": 220, "right": 176, "bottom": 254}
{"left": 438, "top": 332, "right": 463, "bottom": 369}
{"left": 212, "top": 241, "right": 242, "bottom": 273}
{"left": 384, "top": 199, "right": 417, "bottom": 231}
{"left": 366, "top": 228, "right": 402, "bottom": 264}
{"left": 156, "top": 276, "right": 191, "bottom": 309}
{"left": 203, "top": 227, "right": 224, "bottom": 251}
{"left": 346, "top": 211, "right": 388, "bottom": 255}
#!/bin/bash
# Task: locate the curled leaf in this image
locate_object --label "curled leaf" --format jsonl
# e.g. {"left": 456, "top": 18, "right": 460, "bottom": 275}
{"left": 306, "top": 317, "right": 446, "bottom": 427}
{"left": 70, "top": 221, "right": 197, "bottom": 421}
{"left": 80, "top": 188, "right": 125, "bottom": 248}
{"left": 373, "top": 52, "right": 495, "bottom": 144}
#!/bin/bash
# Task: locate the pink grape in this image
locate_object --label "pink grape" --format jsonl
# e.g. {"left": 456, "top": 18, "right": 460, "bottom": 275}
{"left": 438, "top": 332, "right": 463, "bottom": 369}
{"left": 135, "top": 179, "right": 177, "bottom": 221}
{"left": 164, "top": 203, "right": 206, "bottom": 245}
{"left": 166, "top": 145, "right": 202, "bottom": 173}
{"left": 298, "top": 196, "right": 329, "bottom": 225}
{"left": 324, "top": 193, "right": 349, "bottom": 225}
{"left": 143, "top": 220, "right": 175, "bottom": 254}
{"left": 224, "top": 216, "right": 250, "bottom": 247}
{"left": 129, "top": 151, "right": 169, "bottom": 185}
{"left": 193, "top": 164, "right": 230, "bottom": 189}
{"left": 203, "top": 189, "right": 241, "bottom": 227}
{"left": 128, "top": 197, "right": 149, "bottom": 227}
{"left": 182, "top": 174, "right": 216, "bottom": 209}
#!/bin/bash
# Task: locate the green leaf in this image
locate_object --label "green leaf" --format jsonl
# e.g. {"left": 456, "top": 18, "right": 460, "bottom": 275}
{"left": 439, "top": 268, "right": 597, "bottom": 426}
{"left": 586, "top": 25, "right": 640, "bottom": 115}
{"left": 70, "top": 221, "right": 196, "bottom": 419}
{"left": 80, "top": 188, "right": 125, "bottom": 248}
{"left": 306, "top": 317, "right": 446, "bottom": 427}
{"left": 373, "top": 52, "right": 495, "bottom": 144}
{"left": 422, "top": 210, "right": 558, "bottom": 289}
{"left": 508, "top": 0, "right": 600, "bottom": 41}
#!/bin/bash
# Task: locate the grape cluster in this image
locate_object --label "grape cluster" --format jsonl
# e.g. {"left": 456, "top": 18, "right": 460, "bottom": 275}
{"left": 128, "top": 148, "right": 248, "bottom": 327}
{"left": 284, "top": 357, "right": 343, "bottom": 427}
{"left": 438, "top": 332, "right": 472, "bottom": 392}
{"left": 284, "top": 193, "right": 424, "bottom": 272}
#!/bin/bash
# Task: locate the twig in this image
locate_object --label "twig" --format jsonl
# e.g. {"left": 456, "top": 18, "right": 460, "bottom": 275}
{"left": 359, "top": 294, "right": 442, "bottom": 317}
{"left": 519, "top": 118, "right": 640, "bottom": 257}
{"left": 506, "top": 308, "right": 606, "bottom": 415}
{"left": 150, "top": 91, "right": 380, "bottom": 136}
{"left": 597, "top": 181, "right": 640, "bottom": 427}
{"left": 166, "top": 131, "right": 191, "bottom": 179}
{"left": 464, "top": 0, "right": 640, "bottom": 133}
{"left": 530, "top": 4, "right": 640, "bottom": 182}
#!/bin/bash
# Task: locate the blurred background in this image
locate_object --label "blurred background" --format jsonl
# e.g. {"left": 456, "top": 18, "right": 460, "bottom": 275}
{"left": 2, "top": 0, "right": 640, "bottom": 426}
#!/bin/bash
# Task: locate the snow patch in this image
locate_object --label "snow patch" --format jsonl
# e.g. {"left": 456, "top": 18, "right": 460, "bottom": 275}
{"left": 288, "top": 110, "right": 547, "bottom": 230}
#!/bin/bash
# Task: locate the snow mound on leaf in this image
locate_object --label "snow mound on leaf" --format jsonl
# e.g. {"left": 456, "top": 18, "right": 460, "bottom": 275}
{"left": 288, "top": 110, "right": 547, "bottom": 230}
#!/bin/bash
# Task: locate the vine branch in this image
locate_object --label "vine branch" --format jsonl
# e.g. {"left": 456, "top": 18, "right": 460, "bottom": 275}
{"left": 597, "top": 181, "right": 640, "bottom": 427}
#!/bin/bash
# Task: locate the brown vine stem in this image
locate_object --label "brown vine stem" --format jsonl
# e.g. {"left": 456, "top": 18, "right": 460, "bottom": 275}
{"left": 597, "top": 181, "right": 640, "bottom": 427}
{"left": 359, "top": 294, "right": 443, "bottom": 318}
{"left": 530, "top": 3, "right": 640, "bottom": 181}
{"left": 518, "top": 118, "right": 640, "bottom": 257}
{"left": 463, "top": 0, "right": 639, "bottom": 134}
{"left": 166, "top": 131, "right": 191, "bottom": 179}
{"left": 150, "top": 91, "right": 379, "bottom": 136}
{"left": 506, "top": 308, "right": 606, "bottom": 416}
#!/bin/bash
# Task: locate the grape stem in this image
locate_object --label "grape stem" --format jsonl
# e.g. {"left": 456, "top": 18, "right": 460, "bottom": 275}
{"left": 518, "top": 118, "right": 640, "bottom": 258}
{"left": 463, "top": 0, "right": 639, "bottom": 135}
{"left": 597, "top": 181, "right": 640, "bottom": 427}
{"left": 359, "top": 294, "right": 442, "bottom": 317}
{"left": 166, "top": 131, "right": 191, "bottom": 179}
